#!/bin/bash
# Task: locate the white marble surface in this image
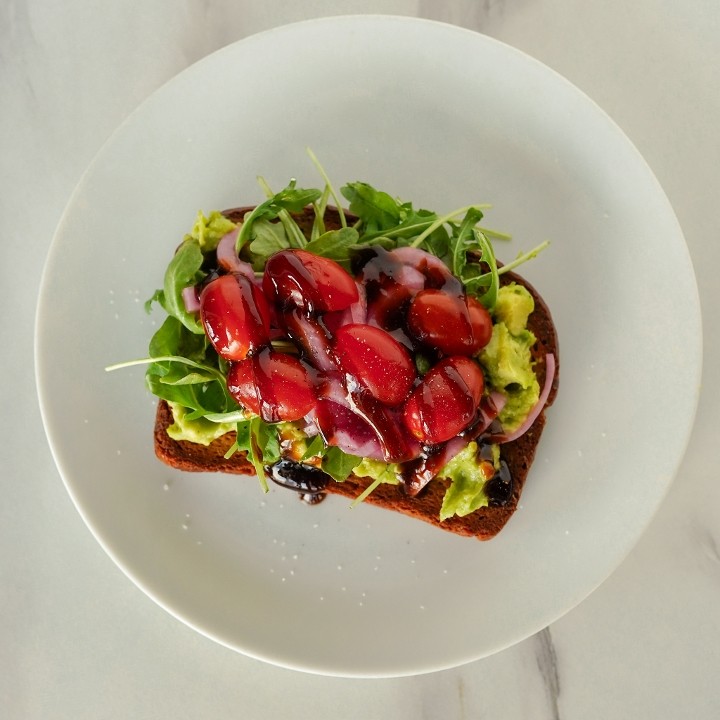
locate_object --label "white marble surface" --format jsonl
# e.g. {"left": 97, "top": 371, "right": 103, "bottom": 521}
{"left": 2, "top": 0, "right": 719, "bottom": 717}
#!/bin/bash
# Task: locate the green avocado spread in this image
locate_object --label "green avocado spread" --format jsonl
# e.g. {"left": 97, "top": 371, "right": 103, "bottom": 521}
{"left": 352, "top": 458, "right": 400, "bottom": 486}
{"left": 438, "top": 442, "right": 497, "bottom": 520}
{"left": 479, "top": 283, "right": 540, "bottom": 433}
{"left": 188, "top": 210, "right": 237, "bottom": 252}
{"left": 167, "top": 402, "right": 236, "bottom": 445}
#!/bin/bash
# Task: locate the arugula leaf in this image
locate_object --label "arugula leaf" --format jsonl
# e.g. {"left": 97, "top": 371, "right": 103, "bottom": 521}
{"left": 247, "top": 417, "right": 282, "bottom": 492}
{"left": 235, "top": 420, "right": 252, "bottom": 451}
{"left": 469, "top": 229, "right": 500, "bottom": 310}
{"left": 311, "top": 185, "right": 331, "bottom": 241}
{"left": 236, "top": 179, "right": 321, "bottom": 253}
{"left": 341, "top": 182, "right": 402, "bottom": 234}
{"left": 224, "top": 419, "right": 252, "bottom": 460}
{"left": 306, "top": 147, "right": 347, "bottom": 228}
{"left": 304, "top": 227, "right": 360, "bottom": 268}
{"left": 225, "top": 418, "right": 282, "bottom": 492}
{"left": 145, "top": 366, "right": 229, "bottom": 414}
{"left": 247, "top": 218, "right": 291, "bottom": 261}
{"left": 321, "top": 446, "right": 362, "bottom": 482}
{"left": 450, "top": 207, "right": 485, "bottom": 278}
{"left": 254, "top": 419, "right": 281, "bottom": 464}
{"left": 202, "top": 410, "right": 250, "bottom": 423}
{"left": 136, "top": 316, "right": 235, "bottom": 414}
{"left": 144, "top": 289, "right": 164, "bottom": 315}
{"left": 149, "top": 315, "right": 207, "bottom": 363}
{"left": 158, "top": 370, "right": 218, "bottom": 386}
{"left": 301, "top": 434, "right": 325, "bottom": 461}
{"left": 161, "top": 238, "right": 205, "bottom": 334}
{"left": 304, "top": 226, "right": 359, "bottom": 256}
{"left": 496, "top": 240, "right": 551, "bottom": 274}
{"left": 267, "top": 180, "right": 322, "bottom": 214}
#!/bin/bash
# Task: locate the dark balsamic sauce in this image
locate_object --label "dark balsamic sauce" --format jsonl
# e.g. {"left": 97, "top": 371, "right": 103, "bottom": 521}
{"left": 484, "top": 460, "right": 513, "bottom": 506}
{"left": 399, "top": 444, "right": 451, "bottom": 496}
{"left": 266, "top": 460, "right": 331, "bottom": 504}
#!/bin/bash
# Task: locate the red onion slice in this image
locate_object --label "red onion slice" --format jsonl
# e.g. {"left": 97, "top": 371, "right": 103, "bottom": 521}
{"left": 393, "top": 263, "right": 426, "bottom": 293}
{"left": 182, "top": 285, "right": 200, "bottom": 313}
{"left": 283, "top": 311, "right": 336, "bottom": 373}
{"left": 490, "top": 391, "right": 507, "bottom": 415}
{"left": 313, "top": 398, "right": 386, "bottom": 461}
{"left": 216, "top": 227, "right": 256, "bottom": 281}
{"left": 391, "top": 246, "right": 450, "bottom": 274}
{"left": 438, "top": 435, "right": 473, "bottom": 471}
{"left": 390, "top": 246, "right": 459, "bottom": 291}
{"left": 347, "top": 281, "right": 367, "bottom": 323}
{"left": 323, "top": 281, "right": 367, "bottom": 334}
{"left": 498, "top": 353, "right": 556, "bottom": 443}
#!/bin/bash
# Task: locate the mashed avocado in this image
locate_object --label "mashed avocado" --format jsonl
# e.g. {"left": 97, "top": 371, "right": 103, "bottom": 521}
{"left": 188, "top": 210, "right": 237, "bottom": 252}
{"left": 167, "top": 402, "right": 236, "bottom": 445}
{"left": 351, "top": 447, "right": 501, "bottom": 522}
{"left": 479, "top": 284, "right": 540, "bottom": 433}
{"left": 493, "top": 282, "right": 534, "bottom": 335}
{"left": 352, "top": 458, "right": 400, "bottom": 485}
{"left": 438, "top": 442, "right": 497, "bottom": 520}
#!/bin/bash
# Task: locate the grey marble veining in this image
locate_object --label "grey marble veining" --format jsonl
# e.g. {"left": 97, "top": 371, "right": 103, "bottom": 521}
{"left": 535, "top": 628, "right": 561, "bottom": 720}
{"left": 3, "top": 1, "right": 720, "bottom": 718}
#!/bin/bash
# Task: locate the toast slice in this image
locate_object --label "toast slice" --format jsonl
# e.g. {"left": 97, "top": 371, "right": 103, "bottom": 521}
{"left": 153, "top": 207, "right": 559, "bottom": 540}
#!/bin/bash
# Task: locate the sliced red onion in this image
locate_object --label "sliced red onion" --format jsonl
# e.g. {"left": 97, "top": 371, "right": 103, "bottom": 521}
{"left": 498, "top": 353, "right": 556, "bottom": 443}
{"left": 313, "top": 398, "right": 386, "bottom": 460}
{"left": 393, "top": 263, "right": 427, "bottom": 292}
{"left": 490, "top": 391, "right": 507, "bottom": 415}
{"left": 182, "top": 285, "right": 200, "bottom": 313}
{"left": 443, "top": 434, "right": 474, "bottom": 466}
{"left": 348, "top": 281, "right": 367, "bottom": 323}
{"left": 391, "top": 246, "right": 466, "bottom": 296}
{"left": 216, "top": 228, "right": 256, "bottom": 281}
{"left": 323, "top": 281, "right": 367, "bottom": 333}
{"left": 284, "top": 311, "right": 336, "bottom": 373}
{"left": 391, "top": 246, "right": 449, "bottom": 273}
{"left": 316, "top": 372, "right": 347, "bottom": 404}
{"left": 350, "top": 392, "right": 421, "bottom": 463}
{"left": 468, "top": 393, "right": 503, "bottom": 439}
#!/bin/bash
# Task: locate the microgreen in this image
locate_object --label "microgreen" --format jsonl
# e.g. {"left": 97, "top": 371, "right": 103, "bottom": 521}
{"left": 306, "top": 147, "right": 347, "bottom": 228}
{"left": 320, "top": 446, "right": 363, "bottom": 482}
{"left": 235, "top": 179, "right": 321, "bottom": 253}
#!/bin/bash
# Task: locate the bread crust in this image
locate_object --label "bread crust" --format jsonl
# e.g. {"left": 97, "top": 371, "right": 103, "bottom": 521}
{"left": 153, "top": 207, "right": 559, "bottom": 540}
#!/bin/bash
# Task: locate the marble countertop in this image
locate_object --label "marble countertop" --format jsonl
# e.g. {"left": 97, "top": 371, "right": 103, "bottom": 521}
{"left": 3, "top": 1, "right": 719, "bottom": 717}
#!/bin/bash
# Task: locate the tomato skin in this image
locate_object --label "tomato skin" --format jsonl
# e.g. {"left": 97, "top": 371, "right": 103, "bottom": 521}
{"left": 407, "top": 290, "right": 492, "bottom": 356}
{"left": 333, "top": 324, "right": 416, "bottom": 406}
{"left": 200, "top": 274, "right": 271, "bottom": 361}
{"left": 262, "top": 249, "right": 359, "bottom": 313}
{"left": 466, "top": 296, "right": 493, "bottom": 352}
{"left": 227, "top": 348, "right": 316, "bottom": 422}
{"left": 226, "top": 358, "right": 260, "bottom": 415}
{"left": 403, "top": 356, "right": 485, "bottom": 444}
{"left": 447, "top": 355, "right": 485, "bottom": 406}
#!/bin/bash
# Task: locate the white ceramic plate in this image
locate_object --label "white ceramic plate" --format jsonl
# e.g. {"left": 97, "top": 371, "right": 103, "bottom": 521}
{"left": 35, "top": 16, "right": 701, "bottom": 677}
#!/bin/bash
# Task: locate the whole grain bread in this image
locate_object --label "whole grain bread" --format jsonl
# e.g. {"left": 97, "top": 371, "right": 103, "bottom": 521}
{"left": 153, "top": 207, "right": 559, "bottom": 540}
